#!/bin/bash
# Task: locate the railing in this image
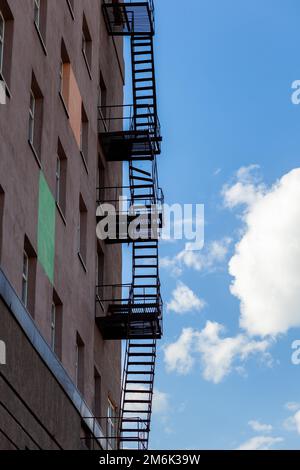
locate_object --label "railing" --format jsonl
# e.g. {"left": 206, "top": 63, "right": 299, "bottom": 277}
{"left": 102, "top": 1, "right": 154, "bottom": 36}
{"left": 96, "top": 283, "right": 162, "bottom": 315}
{"left": 97, "top": 185, "right": 164, "bottom": 208}
{"left": 98, "top": 104, "right": 160, "bottom": 136}
{"left": 81, "top": 416, "right": 148, "bottom": 450}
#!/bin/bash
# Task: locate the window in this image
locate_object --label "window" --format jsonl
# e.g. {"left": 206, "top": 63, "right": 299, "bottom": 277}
{"left": 0, "top": 11, "right": 4, "bottom": 74}
{"left": 50, "top": 302, "right": 56, "bottom": 349}
{"left": 28, "top": 90, "right": 35, "bottom": 145}
{"left": 0, "top": 2, "right": 14, "bottom": 88}
{"left": 22, "top": 237, "right": 37, "bottom": 316}
{"left": 94, "top": 369, "right": 101, "bottom": 418}
{"left": 66, "top": 0, "right": 74, "bottom": 18}
{"left": 34, "top": 0, "right": 40, "bottom": 28}
{"left": 96, "top": 243, "right": 104, "bottom": 292}
{"left": 0, "top": 187, "right": 4, "bottom": 262}
{"left": 22, "top": 251, "right": 29, "bottom": 307}
{"left": 51, "top": 291, "right": 63, "bottom": 359}
{"left": 59, "top": 39, "right": 70, "bottom": 112}
{"left": 28, "top": 74, "right": 43, "bottom": 160}
{"left": 75, "top": 333, "right": 84, "bottom": 394}
{"left": 78, "top": 194, "right": 87, "bottom": 267}
{"left": 80, "top": 104, "right": 89, "bottom": 165}
{"left": 82, "top": 14, "right": 92, "bottom": 75}
{"left": 107, "top": 399, "right": 117, "bottom": 449}
{"left": 34, "top": 0, "right": 47, "bottom": 47}
{"left": 97, "top": 158, "right": 105, "bottom": 199}
{"left": 98, "top": 73, "right": 107, "bottom": 130}
{"left": 99, "top": 73, "right": 107, "bottom": 115}
{"left": 56, "top": 140, "right": 67, "bottom": 217}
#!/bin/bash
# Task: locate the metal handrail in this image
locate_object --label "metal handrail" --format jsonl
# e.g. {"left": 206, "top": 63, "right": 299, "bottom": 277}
{"left": 98, "top": 104, "right": 160, "bottom": 136}
{"left": 96, "top": 185, "right": 164, "bottom": 208}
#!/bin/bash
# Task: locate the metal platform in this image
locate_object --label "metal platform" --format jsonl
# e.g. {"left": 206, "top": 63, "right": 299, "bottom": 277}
{"left": 102, "top": 1, "right": 155, "bottom": 36}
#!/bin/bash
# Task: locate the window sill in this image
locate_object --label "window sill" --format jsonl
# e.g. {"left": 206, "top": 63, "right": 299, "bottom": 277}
{"left": 82, "top": 50, "right": 92, "bottom": 80}
{"left": 56, "top": 202, "right": 67, "bottom": 226}
{"left": 59, "top": 92, "right": 69, "bottom": 119}
{"left": 80, "top": 150, "right": 89, "bottom": 174}
{"left": 0, "top": 72, "right": 11, "bottom": 101}
{"left": 78, "top": 252, "right": 87, "bottom": 273}
{"left": 66, "top": 0, "right": 75, "bottom": 19}
{"left": 34, "top": 21, "right": 47, "bottom": 56}
{"left": 28, "top": 140, "right": 42, "bottom": 169}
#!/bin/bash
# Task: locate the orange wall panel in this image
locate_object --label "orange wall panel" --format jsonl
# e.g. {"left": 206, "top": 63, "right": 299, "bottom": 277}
{"left": 63, "top": 64, "right": 82, "bottom": 148}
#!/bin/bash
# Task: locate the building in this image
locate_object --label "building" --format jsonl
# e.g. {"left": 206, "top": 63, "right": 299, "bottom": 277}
{"left": 0, "top": 0, "right": 162, "bottom": 451}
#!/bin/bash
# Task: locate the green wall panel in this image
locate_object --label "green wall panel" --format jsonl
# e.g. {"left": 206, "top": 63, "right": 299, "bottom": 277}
{"left": 38, "top": 172, "right": 55, "bottom": 284}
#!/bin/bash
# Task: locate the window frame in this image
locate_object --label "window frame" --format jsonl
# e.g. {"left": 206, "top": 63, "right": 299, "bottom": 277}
{"left": 0, "top": 11, "right": 5, "bottom": 75}
{"left": 107, "top": 399, "right": 117, "bottom": 448}
{"left": 29, "top": 90, "right": 36, "bottom": 145}
{"left": 22, "top": 251, "right": 29, "bottom": 307}
{"left": 59, "top": 59, "right": 64, "bottom": 95}
{"left": 55, "top": 156, "right": 61, "bottom": 206}
{"left": 34, "top": 0, "right": 41, "bottom": 29}
{"left": 51, "top": 302, "right": 56, "bottom": 351}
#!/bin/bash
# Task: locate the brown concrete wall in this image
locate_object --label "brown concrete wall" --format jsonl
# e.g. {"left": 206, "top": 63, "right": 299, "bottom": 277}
{"left": 0, "top": 0, "right": 124, "bottom": 447}
{"left": 0, "top": 297, "right": 82, "bottom": 450}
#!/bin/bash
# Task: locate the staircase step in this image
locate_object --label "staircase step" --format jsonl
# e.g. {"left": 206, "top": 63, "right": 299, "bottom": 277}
{"left": 128, "top": 361, "right": 155, "bottom": 366}
{"left": 126, "top": 371, "right": 154, "bottom": 375}
{"left": 134, "top": 275, "right": 158, "bottom": 279}
{"left": 134, "top": 77, "right": 154, "bottom": 83}
{"left": 132, "top": 295, "right": 157, "bottom": 300}
{"left": 133, "top": 59, "right": 152, "bottom": 65}
{"left": 133, "top": 42, "right": 152, "bottom": 47}
{"left": 124, "top": 388, "right": 153, "bottom": 393}
{"left": 135, "top": 95, "right": 154, "bottom": 101}
{"left": 128, "top": 353, "right": 156, "bottom": 358}
{"left": 128, "top": 344, "right": 155, "bottom": 348}
{"left": 134, "top": 68, "right": 153, "bottom": 74}
{"left": 133, "top": 50, "right": 152, "bottom": 56}
{"left": 121, "top": 429, "right": 150, "bottom": 433}
{"left": 135, "top": 122, "right": 153, "bottom": 126}
{"left": 135, "top": 86, "right": 154, "bottom": 91}
{"left": 133, "top": 245, "right": 158, "bottom": 250}
{"left": 131, "top": 184, "right": 153, "bottom": 189}
{"left": 123, "top": 409, "right": 149, "bottom": 414}
{"left": 134, "top": 255, "right": 158, "bottom": 259}
{"left": 124, "top": 400, "right": 152, "bottom": 404}
{"left": 122, "top": 418, "right": 151, "bottom": 423}
{"left": 120, "top": 437, "right": 148, "bottom": 442}
{"left": 134, "top": 265, "right": 158, "bottom": 269}
{"left": 126, "top": 380, "right": 152, "bottom": 384}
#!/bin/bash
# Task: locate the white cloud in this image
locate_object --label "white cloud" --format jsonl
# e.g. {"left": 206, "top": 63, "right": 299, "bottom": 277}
{"left": 161, "top": 238, "right": 232, "bottom": 276}
{"left": 167, "top": 282, "right": 205, "bottom": 314}
{"left": 236, "top": 435, "right": 283, "bottom": 450}
{"left": 248, "top": 420, "right": 273, "bottom": 433}
{"left": 164, "top": 328, "right": 195, "bottom": 375}
{"left": 285, "top": 402, "right": 300, "bottom": 412}
{"left": 164, "top": 322, "right": 271, "bottom": 383}
{"left": 222, "top": 164, "right": 266, "bottom": 210}
{"left": 228, "top": 167, "right": 300, "bottom": 337}
{"left": 284, "top": 410, "right": 300, "bottom": 434}
{"left": 152, "top": 390, "right": 170, "bottom": 415}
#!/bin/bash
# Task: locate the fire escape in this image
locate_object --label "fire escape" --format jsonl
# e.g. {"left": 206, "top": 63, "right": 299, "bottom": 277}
{"left": 95, "top": 1, "right": 163, "bottom": 450}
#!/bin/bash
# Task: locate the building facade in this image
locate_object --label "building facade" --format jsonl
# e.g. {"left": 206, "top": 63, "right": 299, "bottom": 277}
{"left": 0, "top": 0, "right": 124, "bottom": 450}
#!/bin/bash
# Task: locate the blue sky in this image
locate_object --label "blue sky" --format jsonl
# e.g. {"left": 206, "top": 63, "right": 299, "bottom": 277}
{"left": 124, "top": 0, "right": 300, "bottom": 450}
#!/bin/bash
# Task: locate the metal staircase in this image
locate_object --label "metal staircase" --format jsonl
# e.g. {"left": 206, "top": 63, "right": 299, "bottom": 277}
{"left": 97, "top": 0, "right": 162, "bottom": 450}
